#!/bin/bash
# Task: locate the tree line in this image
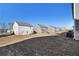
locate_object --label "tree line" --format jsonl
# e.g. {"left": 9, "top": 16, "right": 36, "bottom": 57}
{"left": 0, "top": 22, "right": 13, "bottom": 29}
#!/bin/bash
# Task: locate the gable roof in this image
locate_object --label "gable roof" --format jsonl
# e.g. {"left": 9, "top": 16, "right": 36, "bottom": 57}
{"left": 15, "top": 21, "right": 33, "bottom": 27}
{"left": 37, "top": 24, "right": 48, "bottom": 28}
{"left": 48, "top": 25, "right": 56, "bottom": 28}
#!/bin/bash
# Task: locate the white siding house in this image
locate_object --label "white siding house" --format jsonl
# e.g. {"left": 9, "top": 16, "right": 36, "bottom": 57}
{"left": 13, "top": 21, "right": 33, "bottom": 35}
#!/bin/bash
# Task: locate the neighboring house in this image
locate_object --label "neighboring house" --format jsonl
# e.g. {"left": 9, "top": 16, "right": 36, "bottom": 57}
{"left": 13, "top": 21, "right": 33, "bottom": 35}
{"left": 48, "top": 25, "right": 56, "bottom": 33}
{"left": 0, "top": 29, "right": 8, "bottom": 34}
{"left": 60, "top": 27, "right": 67, "bottom": 31}
{"left": 54, "top": 27, "right": 61, "bottom": 32}
{"left": 7, "top": 29, "right": 14, "bottom": 34}
{"left": 0, "top": 28, "right": 13, "bottom": 35}
{"left": 34, "top": 24, "right": 48, "bottom": 33}
{"left": 55, "top": 27, "right": 68, "bottom": 32}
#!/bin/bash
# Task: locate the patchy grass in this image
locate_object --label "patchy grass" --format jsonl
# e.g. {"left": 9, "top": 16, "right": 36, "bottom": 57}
{"left": 0, "top": 32, "right": 78, "bottom": 56}
{"left": 0, "top": 35, "right": 28, "bottom": 47}
{"left": 0, "top": 32, "right": 58, "bottom": 47}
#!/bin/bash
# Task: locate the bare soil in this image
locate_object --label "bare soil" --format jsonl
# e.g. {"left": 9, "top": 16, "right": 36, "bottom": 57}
{"left": 0, "top": 32, "right": 79, "bottom": 56}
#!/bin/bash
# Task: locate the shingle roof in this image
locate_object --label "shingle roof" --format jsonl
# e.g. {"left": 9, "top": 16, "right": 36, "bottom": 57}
{"left": 37, "top": 24, "right": 48, "bottom": 28}
{"left": 16, "top": 21, "right": 33, "bottom": 27}
{"left": 48, "top": 25, "right": 56, "bottom": 28}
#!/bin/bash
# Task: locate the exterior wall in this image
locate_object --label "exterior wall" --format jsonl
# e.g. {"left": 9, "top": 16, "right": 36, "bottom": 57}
{"left": 13, "top": 22, "right": 19, "bottom": 35}
{"left": 74, "top": 31, "right": 79, "bottom": 40}
{"left": 73, "top": 4, "right": 79, "bottom": 40}
{"left": 74, "top": 20, "right": 79, "bottom": 40}
{"left": 34, "top": 25, "right": 42, "bottom": 33}
{"left": 55, "top": 28, "right": 60, "bottom": 32}
{"left": 7, "top": 29, "right": 13, "bottom": 34}
{"left": 48, "top": 26, "right": 56, "bottom": 33}
{"left": 0, "top": 29, "right": 7, "bottom": 34}
{"left": 18, "top": 26, "right": 33, "bottom": 35}
{"left": 34, "top": 25, "right": 48, "bottom": 33}
{"left": 41, "top": 27, "right": 48, "bottom": 33}
{"left": 74, "top": 3, "right": 79, "bottom": 19}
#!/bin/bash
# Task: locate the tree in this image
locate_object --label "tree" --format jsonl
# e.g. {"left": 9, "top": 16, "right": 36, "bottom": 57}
{"left": 0, "top": 22, "right": 6, "bottom": 29}
{"left": 8, "top": 22, "right": 14, "bottom": 29}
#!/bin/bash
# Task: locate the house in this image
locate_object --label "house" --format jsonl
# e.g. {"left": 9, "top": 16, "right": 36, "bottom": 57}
{"left": 60, "top": 27, "right": 68, "bottom": 32}
{"left": 73, "top": 3, "right": 79, "bottom": 40}
{"left": 0, "top": 29, "right": 8, "bottom": 35}
{"left": 0, "top": 28, "right": 12, "bottom": 35}
{"left": 13, "top": 21, "right": 33, "bottom": 35}
{"left": 7, "top": 29, "right": 14, "bottom": 35}
{"left": 48, "top": 25, "right": 64, "bottom": 32}
{"left": 34, "top": 24, "right": 48, "bottom": 33}
{"left": 48, "top": 25, "right": 56, "bottom": 33}
{"left": 53, "top": 27, "right": 61, "bottom": 32}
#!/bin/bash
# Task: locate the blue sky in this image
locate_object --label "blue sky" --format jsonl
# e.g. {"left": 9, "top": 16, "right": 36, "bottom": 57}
{"left": 0, "top": 3, "right": 73, "bottom": 28}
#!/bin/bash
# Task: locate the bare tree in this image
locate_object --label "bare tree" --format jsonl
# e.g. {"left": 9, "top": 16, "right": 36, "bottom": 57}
{"left": 6, "top": 22, "right": 13, "bottom": 30}
{"left": 0, "top": 22, "right": 6, "bottom": 29}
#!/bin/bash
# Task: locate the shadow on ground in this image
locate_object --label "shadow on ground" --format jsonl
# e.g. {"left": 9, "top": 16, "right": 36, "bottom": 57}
{"left": 0, "top": 32, "right": 79, "bottom": 56}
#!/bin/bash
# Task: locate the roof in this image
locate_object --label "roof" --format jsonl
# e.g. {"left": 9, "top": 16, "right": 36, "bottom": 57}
{"left": 37, "top": 24, "right": 48, "bottom": 28}
{"left": 15, "top": 21, "right": 33, "bottom": 27}
{"left": 48, "top": 25, "right": 56, "bottom": 28}
{"left": 48, "top": 25, "right": 60, "bottom": 29}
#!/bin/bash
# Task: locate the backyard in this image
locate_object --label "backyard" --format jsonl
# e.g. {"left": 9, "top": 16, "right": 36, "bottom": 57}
{"left": 0, "top": 32, "right": 79, "bottom": 56}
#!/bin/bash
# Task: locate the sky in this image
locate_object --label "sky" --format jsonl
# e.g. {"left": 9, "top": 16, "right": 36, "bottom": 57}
{"left": 0, "top": 3, "right": 73, "bottom": 29}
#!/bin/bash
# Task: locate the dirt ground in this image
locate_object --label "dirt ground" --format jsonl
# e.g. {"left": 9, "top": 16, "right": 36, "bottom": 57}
{"left": 0, "top": 33, "right": 57, "bottom": 47}
{"left": 0, "top": 32, "right": 79, "bottom": 56}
